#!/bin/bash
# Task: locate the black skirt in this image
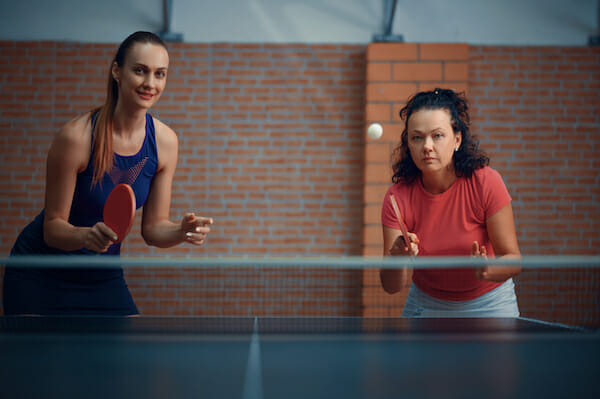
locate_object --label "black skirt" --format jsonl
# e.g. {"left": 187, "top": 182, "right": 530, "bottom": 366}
{"left": 2, "top": 214, "right": 138, "bottom": 316}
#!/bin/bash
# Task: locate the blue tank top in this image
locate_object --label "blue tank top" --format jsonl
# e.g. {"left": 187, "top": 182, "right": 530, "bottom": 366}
{"left": 11, "top": 113, "right": 158, "bottom": 257}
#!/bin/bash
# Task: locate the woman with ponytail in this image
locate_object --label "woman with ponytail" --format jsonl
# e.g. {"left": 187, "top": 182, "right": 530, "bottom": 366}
{"left": 3, "top": 31, "right": 213, "bottom": 315}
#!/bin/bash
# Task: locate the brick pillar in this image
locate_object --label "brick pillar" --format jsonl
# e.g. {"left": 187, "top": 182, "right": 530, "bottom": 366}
{"left": 361, "top": 43, "right": 469, "bottom": 317}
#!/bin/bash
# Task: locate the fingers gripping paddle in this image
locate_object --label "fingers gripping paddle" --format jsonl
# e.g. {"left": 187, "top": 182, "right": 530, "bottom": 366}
{"left": 103, "top": 183, "right": 136, "bottom": 244}
{"left": 389, "top": 194, "right": 419, "bottom": 248}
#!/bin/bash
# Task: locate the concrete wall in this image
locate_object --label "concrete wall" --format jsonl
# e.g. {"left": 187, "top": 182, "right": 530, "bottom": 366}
{"left": 1, "top": 0, "right": 596, "bottom": 45}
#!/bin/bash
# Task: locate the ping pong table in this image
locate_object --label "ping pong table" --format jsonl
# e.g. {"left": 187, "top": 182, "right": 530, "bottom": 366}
{"left": 0, "top": 316, "right": 598, "bottom": 399}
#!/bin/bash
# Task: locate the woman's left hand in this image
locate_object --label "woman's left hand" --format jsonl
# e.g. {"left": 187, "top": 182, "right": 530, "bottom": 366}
{"left": 472, "top": 241, "right": 490, "bottom": 280}
{"left": 181, "top": 213, "right": 214, "bottom": 246}
{"left": 472, "top": 241, "right": 520, "bottom": 282}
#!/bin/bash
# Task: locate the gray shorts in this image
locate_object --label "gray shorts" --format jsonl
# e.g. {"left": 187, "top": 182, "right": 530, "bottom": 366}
{"left": 402, "top": 278, "right": 520, "bottom": 318}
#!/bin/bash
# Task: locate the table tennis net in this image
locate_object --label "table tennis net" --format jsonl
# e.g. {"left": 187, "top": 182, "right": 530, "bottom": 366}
{"left": 1, "top": 255, "right": 598, "bottom": 330}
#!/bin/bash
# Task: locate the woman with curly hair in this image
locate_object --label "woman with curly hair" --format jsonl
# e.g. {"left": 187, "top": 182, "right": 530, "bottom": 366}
{"left": 380, "top": 88, "right": 521, "bottom": 317}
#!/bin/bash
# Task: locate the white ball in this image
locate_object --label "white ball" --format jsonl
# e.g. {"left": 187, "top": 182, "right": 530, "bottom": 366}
{"left": 367, "top": 123, "right": 383, "bottom": 140}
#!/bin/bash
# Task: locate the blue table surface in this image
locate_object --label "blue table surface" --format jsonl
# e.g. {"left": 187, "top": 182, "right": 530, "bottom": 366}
{"left": 1, "top": 316, "right": 598, "bottom": 399}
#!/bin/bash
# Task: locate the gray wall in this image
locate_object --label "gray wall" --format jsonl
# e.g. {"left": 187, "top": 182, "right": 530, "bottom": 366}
{"left": 0, "top": 0, "right": 596, "bottom": 45}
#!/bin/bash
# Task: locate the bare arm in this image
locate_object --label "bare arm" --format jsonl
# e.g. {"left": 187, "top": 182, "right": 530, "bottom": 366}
{"left": 43, "top": 114, "right": 117, "bottom": 252}
{"left": 379, "top": 226, "right": 419, "bottom": 294}
{"left": 141, "top": 118, "right": 213, "bottom": 248}
{"left": 474, "top": 202, "right": 522, "bottom": 282}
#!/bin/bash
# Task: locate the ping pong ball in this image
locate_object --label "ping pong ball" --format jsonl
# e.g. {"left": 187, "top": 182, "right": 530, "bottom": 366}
{"left": 367, "top": 123, "right": 383, "bottom": 140}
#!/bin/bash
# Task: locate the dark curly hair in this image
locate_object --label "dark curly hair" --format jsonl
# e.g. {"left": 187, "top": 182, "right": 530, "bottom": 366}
{"left": 391, "top": 88, "right": 489, "bottom": 184}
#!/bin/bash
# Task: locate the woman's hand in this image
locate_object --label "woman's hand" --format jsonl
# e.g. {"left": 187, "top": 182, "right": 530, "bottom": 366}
{"left": 181, "top": 213, "right": 214, "bottom": 246}
{"left": 472, "top": 240, "right": 520, "bottom": 282}
{"left": 389, "top": 233, "right": 419, "bottom": 256}
{"left": 381, "top": 226, "right": 416, "bottom": 294}
{"left": 81, "top": 223, "right": 118, "bottom": 253}
{"left": 472, "top": 240, "right": 490, "bottom": 280}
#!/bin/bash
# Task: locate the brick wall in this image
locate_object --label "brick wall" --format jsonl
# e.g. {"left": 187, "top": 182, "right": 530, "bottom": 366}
{"left": 126, "top": 266, "right": 362, "bottom": 316}
{"left": 470, "top": 46, "right": 600, "bottom": 326}
{"left": 158, "top": 43, "right": 366, "bottom": 258}
{"left": 0, "top": 40, "right": 598, "bottom": 323}
{"left": 470, "top": 46, "right": 600, "bottom": 254}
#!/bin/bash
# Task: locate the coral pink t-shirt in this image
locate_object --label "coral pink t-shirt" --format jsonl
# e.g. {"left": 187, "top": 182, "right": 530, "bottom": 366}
{"left": 381, "top": 166, "right": 512, "bottom": 301}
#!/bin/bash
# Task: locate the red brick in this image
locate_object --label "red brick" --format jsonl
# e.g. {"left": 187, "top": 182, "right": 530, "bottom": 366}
{"left": 420, "top": 43, "right": 469, "bottom": 60}
{"left": 444, "top": 62, "right": 469, "bottom": 81}
{"left": 366, "top": 62, "right": 392, "bottom": 81}
{"left": 365, "top": 103, "right": 392, "bottom": 122}
{"left": 393, "top": 62, "right": 442, "bottom": 81}
{"left": 367, "top": 43, "right": 418, "bottom": 61}
{"left": 366, "top": 82, "right": 416, "bottom": 102}
{"left": 365, "top": 143, "right": 392, "bottom": 163}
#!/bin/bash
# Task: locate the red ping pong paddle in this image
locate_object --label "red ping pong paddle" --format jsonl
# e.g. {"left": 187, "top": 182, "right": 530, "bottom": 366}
{"left": 103, "top": 183, "right": 136, "bottom": 244}
{"left": 389, "top": 194, "right": 419, "bottom": 248}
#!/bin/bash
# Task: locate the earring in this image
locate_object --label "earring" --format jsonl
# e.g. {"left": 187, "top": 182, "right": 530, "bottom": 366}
{"left": 455, "top": 147, "right": 459, "bottom": 152}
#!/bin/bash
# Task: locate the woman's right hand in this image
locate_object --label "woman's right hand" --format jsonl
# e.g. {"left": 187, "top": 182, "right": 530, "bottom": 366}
{"left": 81, "top": 223, "right": 118, "bottom": 253}
{"left": 389, "top": 233, "right": 419, "bottom": 256}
